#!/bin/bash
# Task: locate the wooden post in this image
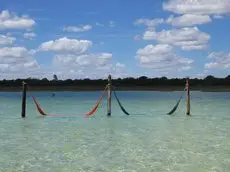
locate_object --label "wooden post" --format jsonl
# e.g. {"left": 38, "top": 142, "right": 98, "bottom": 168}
{"left": 21, "top": 82, "right": 27, "bottom": 118}
{"left": 107, "top": 75, "right": 112, "bottom": 116}
{"left": 186, "top": 78, "right": 190, "bottom": 116}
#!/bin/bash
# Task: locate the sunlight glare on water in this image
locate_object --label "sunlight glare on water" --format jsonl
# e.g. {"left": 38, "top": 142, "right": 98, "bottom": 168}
{"left": 0, "top": 91, "right": 230, "bottom": 172}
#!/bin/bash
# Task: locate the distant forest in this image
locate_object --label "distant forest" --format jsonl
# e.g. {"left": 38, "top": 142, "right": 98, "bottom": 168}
{"left": 0, "top": 75, "right": 230, "bottom": 88}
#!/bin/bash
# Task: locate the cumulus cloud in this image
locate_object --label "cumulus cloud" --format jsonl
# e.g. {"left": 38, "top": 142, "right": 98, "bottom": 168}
{"left": 0, "top": 47, "right": 30, "bottom": 59}
{"left": 134, "top": 15, "right": 211, "bottom": 51}
{"left": 136, "top": 44, "right": 193, "bottom": 71}
{"left": 0, "top": 47, "right": 39, "bottom": 73}
{"left": 0, "top": 10, "right": 36, "bottom": 30}
{"left": 30, "top": 36, "right": 127, "bottom": 79}
{"left": 134, "top": 18, "right": 164, "bottom": 28}
{"left": 24, "top": 32, "right": 36, "bottom": 39}
{"left": 205, "top": 52, "right": 230, "bottom": 69}
{"left": 0, "top": 29, "right": 125, "bottom": 79}
{"left": 0, "top": 34, "right": 16, "bottom": 45}
{"left": 0, "top": 47, "right": 114, "bottom": 79}
{"left": 143, "top": 27, "right": 210, "bottom": 50}
{"left": 51, "top": 53, "right": 127, "bottom": 79}
{"left": 39, "top": 37, "right": 92, "bottom": 54}
{"left": 163, "top": 0, "right": 230, "bottom": 15}
{"left": 63, "top": 25, "right": 92, "bottom": 32}
{"left": 53, "top": 53, "right": 112, "bottom": 67}
{"left": 166, "top": 14, "right": 212, "bottom": 27}
{"left": 136, "top": 14, "right": 212, "bottom": 29}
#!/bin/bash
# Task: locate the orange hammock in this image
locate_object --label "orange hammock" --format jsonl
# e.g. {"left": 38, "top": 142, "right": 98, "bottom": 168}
{"left": 28, "top": 85, "right": 108, "bottom": 117}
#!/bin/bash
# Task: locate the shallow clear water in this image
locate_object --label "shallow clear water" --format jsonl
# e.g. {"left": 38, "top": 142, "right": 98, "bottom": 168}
{"left": 0, "top": 91, "right": 230, "bottom": 172}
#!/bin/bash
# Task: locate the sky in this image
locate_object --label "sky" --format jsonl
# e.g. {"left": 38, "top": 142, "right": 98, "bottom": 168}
{"left": 1, "top": 0, "right": 230, "bottom": 80}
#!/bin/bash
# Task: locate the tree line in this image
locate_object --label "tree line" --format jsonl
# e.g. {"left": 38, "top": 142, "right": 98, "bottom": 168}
{"left": 0, "top": 75, "right": 230, "bottom": 87}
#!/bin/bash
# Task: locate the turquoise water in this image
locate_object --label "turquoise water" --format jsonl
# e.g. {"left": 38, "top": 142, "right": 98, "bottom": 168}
{"left": 0, "top": 91, "right": 230, "bottom": 172}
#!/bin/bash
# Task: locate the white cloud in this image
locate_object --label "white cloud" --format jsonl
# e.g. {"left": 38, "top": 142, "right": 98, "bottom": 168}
{"left": 0, "top": 10, "right": 36, "bottom": 30}
{"left": 166, "top": 14, "right": 212, "bottom": 27}
{"left": 63, "top": 25, "right": 92, "bottom": 32}
{"left": 213, "top": 15, "right": 224, "bottom": 19}
{"left": 23, "top": 32, "right": 36, "bottom": 39}
{"left": 28, "top": 49, "right": 37, "bottom": 55}
{"left": 51, "top": 53, "right": 127, "bottom": 79}
{"left": 143, "top": 27, "right": 210, "bottom": 50}
{"left": 0, "top": 47, "right": 39, "bottom": 73}
{"left": 205, "top": 52, "right": 230, "bottom": 69}
{"left": 96, "top": 63, "right": 127, "bottom": 78}
{"left": 26, "top": 36, "right": 127, "bottom": 79}
{"left": 0, "top": 34, "right": 16, "bottom": 45}
{"left": 163, "top": 0, "right": 230, "bottom": 15}
{"left": 179, "top": 66, "right": 192, "bottom": 71}
{"left": 53, "top": 53, "right": 112, "bottom": 67}
{"left": 134, "top": 18, "right": 164, "bottom": 28}
{"left": 0, "top": 47, "right": 29, "bottom": 59}
{"left": 0, "top": 68, "right": 52, "bottom": 80}
{"left": 136, "top": 44, "right": 193, "bottom": 71}
{"left": 195, "top": 72, "right": 207, "bottom": 79}
{"left": 77, "top": 53, "right": 112, "bottom": 66}
{"left": 39, "top": 37, "right": 92, "bottom": 54}
{"left": 109, "top": 21, "right": 116, "bottom": 27}
{"left": 116, "top": 62, "right": 125, "bottom": 68}
{"left": 96, "top": 64, "right": 113, "bottom": 70}
{"left": 96, "top": 22, "right": 104, "bottom": 27}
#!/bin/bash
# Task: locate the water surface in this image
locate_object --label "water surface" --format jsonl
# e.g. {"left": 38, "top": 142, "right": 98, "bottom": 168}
{"left": 0, "top": 91, "right": 229, "bottom": 172}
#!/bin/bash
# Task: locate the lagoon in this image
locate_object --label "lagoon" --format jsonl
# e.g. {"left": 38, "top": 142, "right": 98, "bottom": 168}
{"left": 0, "top": 91, "right": 230, "bottom": 172}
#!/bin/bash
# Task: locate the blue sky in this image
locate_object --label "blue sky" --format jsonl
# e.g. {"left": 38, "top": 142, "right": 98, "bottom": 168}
{"left": 1, "top": 0, "right": 230, "bottom": 79}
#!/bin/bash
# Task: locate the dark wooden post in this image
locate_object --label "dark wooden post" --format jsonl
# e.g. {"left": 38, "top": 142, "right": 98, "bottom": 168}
{"left": 21, "top": 82, "right": 27, "bottom": 118}
{"left": 186, "top": 78, "right": 190, "bottom": 116}
{"left": 107, "top": 75, "right": 112, "bottom": 116}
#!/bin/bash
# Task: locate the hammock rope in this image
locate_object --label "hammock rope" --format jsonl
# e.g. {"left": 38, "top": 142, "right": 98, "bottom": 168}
{"left": 167, "top": 88, "right": 186, "bottom": 115}
{"left": 112, "top": 86, "right": 130, "bottom": 115}
{"left": 27, "top": 85, "right": 108, "bottom": 117}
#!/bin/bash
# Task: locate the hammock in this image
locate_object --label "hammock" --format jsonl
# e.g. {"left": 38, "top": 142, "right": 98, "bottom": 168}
{"left": 167, "top": 95, "right": 183, "bottom": 115}
{"left": 31, "top": 95, "right": 47, "bottom": 116}
{"left": 167, "top": 88, "right": 185, "bottom": 115}
{"left": 29, "top": 85, "right": 108, "bottom": 117}
{"left": 112, "top": 88, "right": 130, "bottom": 115}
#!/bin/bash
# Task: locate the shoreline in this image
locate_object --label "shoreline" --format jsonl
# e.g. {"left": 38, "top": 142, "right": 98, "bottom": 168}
{"left": 0, "top": 86, "right": 230, "bottom": 92}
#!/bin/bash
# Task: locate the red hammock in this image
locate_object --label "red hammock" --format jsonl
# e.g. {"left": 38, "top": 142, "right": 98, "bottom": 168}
{"left": 29, "top": 85, "right": 107, "bottom": 117}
